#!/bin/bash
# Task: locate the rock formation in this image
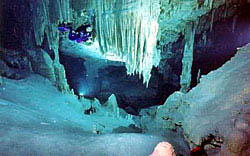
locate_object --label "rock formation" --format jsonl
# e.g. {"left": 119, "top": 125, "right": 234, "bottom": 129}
{"left": 141, "top": 43, "right": 250, "bottom": 155}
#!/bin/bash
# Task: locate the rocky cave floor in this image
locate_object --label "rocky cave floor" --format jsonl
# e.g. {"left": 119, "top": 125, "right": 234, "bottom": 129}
{"left": 0, "top": 43, "right": 250, "bottom": 156}
{"left": 0, "top": 74, "right": 189, "bottom": 156}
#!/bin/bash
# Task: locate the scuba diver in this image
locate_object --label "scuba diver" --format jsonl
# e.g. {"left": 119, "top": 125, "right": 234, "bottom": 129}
{"left": 190, "top": 134, "right": 223, "bottom": 156}
{"left": 57, "top": 22, "right": 92, "bottom": 43}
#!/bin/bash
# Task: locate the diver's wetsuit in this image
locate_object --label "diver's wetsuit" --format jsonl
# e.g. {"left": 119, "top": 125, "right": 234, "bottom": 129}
{"left": 58, "top": 23, "right": 91, "bottom": 43}
{"left": 75, "top": 24, "right": 91, "bottom": 42}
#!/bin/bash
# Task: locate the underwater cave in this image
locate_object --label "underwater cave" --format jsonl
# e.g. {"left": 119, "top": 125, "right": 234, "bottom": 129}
{"left": 0, "top": 0, "right": 250, "bottom": 156}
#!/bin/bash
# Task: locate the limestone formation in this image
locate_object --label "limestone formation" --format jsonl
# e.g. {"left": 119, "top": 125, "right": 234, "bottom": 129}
{"left": 180, "top": 23, "right": 197, "bottom": 93}
{"left": 104, "top": 94, "right": 120, "bottom": 118}
{"left": 148, "top": 44, "right": 250, "bottom": 155}
{"left": 28, "top": 49, "right": 57, "bottom": 83}
{"left": 93, "top": 0, "right": 161, "bottom": 86}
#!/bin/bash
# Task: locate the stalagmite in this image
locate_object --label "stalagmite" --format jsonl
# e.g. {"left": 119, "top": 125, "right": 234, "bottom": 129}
{"left": 93, "top": 0, "right": 161, "bottom": 86}
{"left": 180, "top": 22, "right": 197, "bottom": 93}
{"left": 197, "top": 69, "right": 201, "bottom": 84}
{"left": 105, "top": 94, "right": 120, "bottom": 118}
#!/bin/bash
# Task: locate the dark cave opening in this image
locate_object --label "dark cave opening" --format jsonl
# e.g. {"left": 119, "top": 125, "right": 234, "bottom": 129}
{"left": 191, "top": 3, "right": 250, "bottom": 88}
{"left": 59, "top": 53, "right": 88, "bottom": 95}
{"left": 97, "top": 66, "right": 176, "bottom": 115}
{"left": 59, "top": 51, "right": 176, "bottom": 115}
{"left": 0, "top": 0, "right": 32, "bottom": 50}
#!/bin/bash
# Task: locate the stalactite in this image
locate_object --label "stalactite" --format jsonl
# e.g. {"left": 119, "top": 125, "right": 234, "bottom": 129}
{"left": 204, "top": 0, "right": 214, "bottom": 9}
{"left": 202, "top": 32, "right": 207, "bottom": 46}
{"left": 27, "top": 0, "right": 75, "bottom": 93}
{"left": 204, "top": 0, "right": 209, "bottom": 8}
{"left": 29, "top": 0, "right": 73, "bottom": 58}
{"left": 30, "top": 0, "right": 48, "bottom": 46}
{"left": 232, "top": 15, "right": 238, "bottom": 33}
{"left": 210, "top": 9, "right": 215, "bottom": 32}
{"left": 180, "top": 22, "right": 197, "bottom": 93}
{"left": 94, "top": 0, "right": 161, "bottom": 86}
{"left": 209, "top": 0, "right": 214, "bottom": 9}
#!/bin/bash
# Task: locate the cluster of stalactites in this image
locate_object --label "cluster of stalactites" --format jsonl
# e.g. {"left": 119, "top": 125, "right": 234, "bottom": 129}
{"left": 204, "top": 0, "right": 214, "bottom": 9}
{"left": 29, "top": 0, "right": 73, "bottom": 61}
{"left": 94, "top": 0, "right": 161, "bottom": 86}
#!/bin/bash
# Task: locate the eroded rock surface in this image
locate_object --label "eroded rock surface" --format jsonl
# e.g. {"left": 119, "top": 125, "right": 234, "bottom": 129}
{"left": 141, "top": 43, "right": 250, "bottom": 155}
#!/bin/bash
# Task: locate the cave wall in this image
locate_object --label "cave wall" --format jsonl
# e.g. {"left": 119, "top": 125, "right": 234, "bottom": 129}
{"left": 191, "top": 2, "right": 250, "bottom": 88}
{"left": 137, "top": 1, "right": 250, "bottom": 154}
{"left": 157, "top": 0, "right": 242, "bottom": 92}
{"left": 138, "top": 43, "right": 250, "bottom": 156}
